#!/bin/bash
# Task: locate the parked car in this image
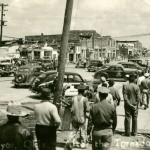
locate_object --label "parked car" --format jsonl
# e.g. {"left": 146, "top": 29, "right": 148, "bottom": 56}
{"left": 75, "top": 60, "right": 85, "bottom": 68}
{"left": 31, "top": 72, "right": 87, "bottom": 97}
{"left": 93, "top": 63, "right": 139, "bottom": 86}
{"left": 0, "top": 57, "right": 15, "bottom": 77}
{"left": 128, "top": 59, "right": 147, "bottom": 68}
{"left": 41, "top": 59, "right": 54, "bottom": 71}
{"left": 0, "top": 63, "right": 14, "bottom": 77}
{"left": 87, "top": 60, "right": 103, "bottom": 72}
{"left": 118, "top": 61, "right": 146, "bottom": 74}
{"left": 12, "top": 65, "right": 44, "bottom": 87}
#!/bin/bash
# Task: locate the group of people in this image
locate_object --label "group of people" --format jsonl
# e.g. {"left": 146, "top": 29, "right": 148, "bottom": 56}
{"left": 0, "top": 72, "right": 149, "bottom": 150}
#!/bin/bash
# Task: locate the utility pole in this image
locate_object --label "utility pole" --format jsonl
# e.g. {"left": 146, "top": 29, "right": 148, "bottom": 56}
{"left": 0, "top": 3, "right": 8, "bottom": 44}
{"left": 53, "top": 0, "right": 74, "bottom": 105}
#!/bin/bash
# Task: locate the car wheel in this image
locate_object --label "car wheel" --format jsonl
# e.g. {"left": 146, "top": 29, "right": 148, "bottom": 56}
{"left": 15, "top": 74, "right": 26, "bottom": 83}
{"left": 88, "top": 70, "right": 90, "bottom": 72}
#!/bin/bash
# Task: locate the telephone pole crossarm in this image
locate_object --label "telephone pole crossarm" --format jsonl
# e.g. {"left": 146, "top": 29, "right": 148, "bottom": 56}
{"left": 0, "top": 3, "right": 8, "bottom": 44}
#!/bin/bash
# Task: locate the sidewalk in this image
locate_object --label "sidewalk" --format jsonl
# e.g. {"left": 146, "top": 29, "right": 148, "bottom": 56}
{"left": 56, "top": 101, "right": 150, "bottom": 150}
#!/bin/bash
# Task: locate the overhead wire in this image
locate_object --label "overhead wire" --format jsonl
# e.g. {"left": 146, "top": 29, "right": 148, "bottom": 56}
{"left": 73, "top": 0, "right": 79, "bottom": 30}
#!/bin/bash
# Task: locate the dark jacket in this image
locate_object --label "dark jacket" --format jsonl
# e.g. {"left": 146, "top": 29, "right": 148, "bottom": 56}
{"left": 123, "top": 83, "right": 141, "bottom": 106}
{"left": 109, "top": 86, "right": 121, "bottom": 106}
{"left": 0, "top": 121, "right": 33, "bottom": 150}
{"left": 90, "top": 100, "right": 117, "bottom": 132}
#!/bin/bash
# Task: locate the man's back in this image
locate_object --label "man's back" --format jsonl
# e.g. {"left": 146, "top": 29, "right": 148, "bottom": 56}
{"left": 90, "top": 100, "right": 115, "bottom": 129}
{"left": 123, "top": 83, "right": 140, "bottom": 105}
{"left": 34, "top": 101, "right": 60, "bottom": 126}
{"left": 141, "top": 78, "right": 150, "bottom": 89}
{"left": 0, "top": 121, "right": 32, "bottom": 150}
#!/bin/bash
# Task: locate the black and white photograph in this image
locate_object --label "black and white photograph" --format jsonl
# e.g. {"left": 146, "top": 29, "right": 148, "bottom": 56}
{"left": 0, "top": 0, "right": 150, "bottom": 149}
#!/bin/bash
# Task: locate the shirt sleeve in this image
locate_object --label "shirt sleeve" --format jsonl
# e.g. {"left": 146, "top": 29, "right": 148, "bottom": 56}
{"left": 136, "top": 86, "right": 141, "bottom": 104}
{"left": 123, "top": 84, "right": 131, "bottom": 106}
{"left": 112, "top": 108, "right": 117, "bottom": 133}
{"left": 84, "top": 97, "right": 90, "bottom": 112}
{"left": 52, "top": 106, "right": 61, "bottom": 127}
{"left": 115, "top": 90, "right": 121, "bottom": 105}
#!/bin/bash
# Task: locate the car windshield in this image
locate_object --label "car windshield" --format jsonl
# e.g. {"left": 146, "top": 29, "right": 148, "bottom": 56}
{"left": 90, "top": 61, "right": 99, "bottom": 65}
{"left": 101, "top": 64, "right": 110, "bottom": 69}
{"left": 18, "top": 68, "right": 30, "bottom": 72}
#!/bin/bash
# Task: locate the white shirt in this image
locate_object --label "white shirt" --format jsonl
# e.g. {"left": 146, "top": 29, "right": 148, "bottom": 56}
{"left": 137, "top": 76, "right": 145, "bottom": 86}
{"left": 34, "top": 101, "right": 61, "bottom": 126}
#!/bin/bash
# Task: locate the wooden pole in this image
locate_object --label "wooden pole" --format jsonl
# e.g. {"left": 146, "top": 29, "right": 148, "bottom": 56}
{"left": 53, "top": 0, "right": 74, "bottom": 105}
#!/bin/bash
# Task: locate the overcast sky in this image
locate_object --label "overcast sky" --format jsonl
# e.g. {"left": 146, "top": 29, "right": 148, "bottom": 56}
{"left": 1, "top": 0, "right": 150, "bottom": 48}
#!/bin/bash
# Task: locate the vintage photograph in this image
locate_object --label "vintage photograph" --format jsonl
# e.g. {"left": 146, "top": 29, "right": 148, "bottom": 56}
{"left": 0, "top": 0, "right": 150, "bottom": 149}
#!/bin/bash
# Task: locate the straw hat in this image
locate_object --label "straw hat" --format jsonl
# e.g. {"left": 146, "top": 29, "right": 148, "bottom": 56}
{"left": 1, "top": 101, "right": 28, "bottom": 117}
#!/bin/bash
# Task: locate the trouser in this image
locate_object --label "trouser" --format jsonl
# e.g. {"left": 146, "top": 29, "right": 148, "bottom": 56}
{"left": 65, "top": 122, "right": 86, "bottom": 150}
{"left": 124, "top": 105, "right": 138, "bottom": 135}
{"left": 92, "top": 129, "right": 113, "bottom": 150}
{"left": 35, "top": 125, "right": 57, "bottom": 150}
{"left": 142, "top": 91, "right": 150, "bottom": 108}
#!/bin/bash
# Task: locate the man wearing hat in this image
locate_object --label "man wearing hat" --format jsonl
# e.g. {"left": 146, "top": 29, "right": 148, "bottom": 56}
{"left": 97, "top": 76, "right": 109, "bottom": 89}
{"left": 108, "top": 79, "right": 121, "bottom": 107}
{"left": 0, "top": 101, "right": 33, "bottom": 150}
{"left": 123, "top": 74, "right": 141, "bottom": 136}
{"left": 90, "top": 86, "right": 117, "bottom": 150}
{"left": 141, "top": 72, "right": 150, "bottom": 109}
{"left": 34, "top": 98, "right": 61, "bottom": 150}
{"left": 65, "top": 84, "right": 89, "bottom": 149}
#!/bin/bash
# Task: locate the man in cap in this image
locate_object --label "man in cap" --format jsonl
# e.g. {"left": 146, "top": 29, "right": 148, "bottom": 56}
{"left": 90, "top": 86, "right": 117, "bottom": 150}
{"left": 34, "top": 98, "right": 61, "bottom": 150}
{"left": 94, "top": 83, "right": 114, "bottom": 106}
{"left": 123, "top": 74, "right": 141, "bottom": 136}
{"left": 65, "top": 84, "right": 89, "bottom": 149}
{"left": 0, "top": 101, "right": 33, "bottom": 150}
{"left": 140, "top": 72, "right": 150, "bottom": 109}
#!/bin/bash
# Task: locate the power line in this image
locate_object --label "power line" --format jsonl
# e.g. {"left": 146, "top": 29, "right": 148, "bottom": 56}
{"left": 74, "top": 0, "right": 79, "bottom": 30}
{"left": 114, "top": 33, "right": 150, "bottom": 38}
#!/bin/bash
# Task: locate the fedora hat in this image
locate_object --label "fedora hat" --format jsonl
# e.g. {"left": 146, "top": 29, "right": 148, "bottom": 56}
{"left": 98, "top": 87, "right": 110, "bottom": 94}
{"left": 1, "top": 101, "right": 28, "bottom": 117}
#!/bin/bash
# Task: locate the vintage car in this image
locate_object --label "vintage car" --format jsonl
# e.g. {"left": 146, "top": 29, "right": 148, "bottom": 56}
{"left": 41, "top": 59, "right": 54, "bottom": 71}
{"left": 12, "top": 65, "right": 44, "bottom": 87}
{"left": 0, "top": 63, "right": 14, "bottom": 77}
{"left": 128, "top": 59, "right": 147, "bottom": 67}
{"left": 75, "top": 60, "right": 85, "bottom": 68}
{"left": 118, "top": 61, "right": 146, "bottom": 74}
{"left": 93, "top": 63, "right": 139, "bottom": 86}
{"left": 30, "top": 71, "right": 87, "bottom": 97}
{"left": 87, "top": 60, "right": 103, "bottom": 72}
{"left": 0, "top": 57, "right": 15, "bottom": 77}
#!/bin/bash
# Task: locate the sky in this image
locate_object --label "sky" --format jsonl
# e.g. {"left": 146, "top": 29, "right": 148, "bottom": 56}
{"left": 1, "top": 0, "right": 150, "bottom": 48}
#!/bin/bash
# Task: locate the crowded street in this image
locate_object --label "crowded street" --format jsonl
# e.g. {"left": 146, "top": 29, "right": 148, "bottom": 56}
{"left": 1, "top": 0, "right": 150, "bottom": 150}
{"left": 0, "top": 62, "right": 150, "bottom": 150}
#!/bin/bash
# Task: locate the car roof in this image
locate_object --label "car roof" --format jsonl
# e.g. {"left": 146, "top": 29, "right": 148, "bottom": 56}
{"left": 102, "top": 63, "right": 122, "bottom": 67}
{"left": 129, "top": 59, "right": 142, "bottom": 61}
{"left": 118, "top": 61, "right": 135, "bottom": 64}
{"left": 43, "top": 71, "right": 83, "bottom": 76}
{"left": 19, "top": 64, "right": 42, "bottom": 69}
